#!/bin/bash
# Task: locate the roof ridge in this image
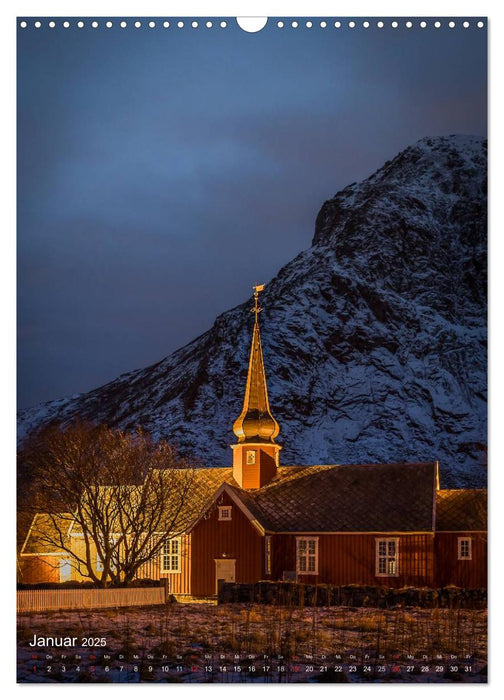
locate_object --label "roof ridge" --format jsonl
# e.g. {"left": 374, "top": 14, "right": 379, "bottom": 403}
{"left": 437, "top": 488, "right": 487, "bottom": 494}
{"left": 194, "top": 466, "right": 233, "bottom": 471}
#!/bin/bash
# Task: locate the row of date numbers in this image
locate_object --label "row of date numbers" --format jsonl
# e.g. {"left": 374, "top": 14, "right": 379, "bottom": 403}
{"left": 40, "top": 663, "right": 475, "bottom": 674}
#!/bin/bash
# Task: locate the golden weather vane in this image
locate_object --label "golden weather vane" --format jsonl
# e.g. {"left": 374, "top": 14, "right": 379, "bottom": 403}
{"left": 251, "top": 283, "right": 265, "bottom": 323}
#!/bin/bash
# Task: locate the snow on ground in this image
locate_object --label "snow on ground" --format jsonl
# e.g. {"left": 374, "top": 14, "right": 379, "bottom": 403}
{"left": 17, "top": 603, "right": 487, "bottom": 683}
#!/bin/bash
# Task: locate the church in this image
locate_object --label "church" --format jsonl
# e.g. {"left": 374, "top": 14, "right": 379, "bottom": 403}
{"left": 20, "top": 285, "right": 487, "bottom": 595}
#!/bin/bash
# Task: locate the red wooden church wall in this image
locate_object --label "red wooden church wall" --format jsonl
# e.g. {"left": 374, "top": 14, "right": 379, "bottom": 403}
{"left": 270, "top": 533, "right": 435, "bottom": 588}
{"left": 190, "top": 493, "right": 264, "bottom": 596}
{"left": 434, "top": 533, "right": 487, "bottom": 588}
{"left": 20, "top": 556, "right": 60, "bottom": 584}
{"left": 138, "top": 534, "right": 192, "bottom": 595}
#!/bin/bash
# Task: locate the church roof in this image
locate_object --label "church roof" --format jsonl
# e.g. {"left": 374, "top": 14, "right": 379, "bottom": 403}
{"left": 435, "top": 489, "right": 487, "bottom": 531}
{"left": 22, "top": 465, "right": 488, "bottom": 557}
{"left": 224, "top": 462, "right": 438, "bottom": 532}
{"left": 21, "top": 467, "right": 237, "bottom": 556}
{"left": 21, "top": 513, "right": 73, "bottom": 555}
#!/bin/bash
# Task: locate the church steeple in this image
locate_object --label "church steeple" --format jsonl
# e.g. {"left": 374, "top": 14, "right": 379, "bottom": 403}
{"left": 232, "top": 285, "right": 280, "bottom": 444}
{"left": 231, "top": 285, "right": 281, "bottom": 489}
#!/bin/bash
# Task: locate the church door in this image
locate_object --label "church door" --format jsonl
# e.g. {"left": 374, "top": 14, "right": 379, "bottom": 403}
{"left": 214, "top": 558, "right": 236, "bottom": 594}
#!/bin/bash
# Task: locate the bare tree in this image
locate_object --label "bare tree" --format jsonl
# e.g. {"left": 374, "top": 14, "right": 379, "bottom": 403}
{"left": 19, "top": 422, "right": 199, "bottom": 586}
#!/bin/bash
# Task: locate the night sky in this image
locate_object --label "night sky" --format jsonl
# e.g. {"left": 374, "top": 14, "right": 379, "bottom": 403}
{"left": 17, "top": 18, "right": 487, "bottom": 409}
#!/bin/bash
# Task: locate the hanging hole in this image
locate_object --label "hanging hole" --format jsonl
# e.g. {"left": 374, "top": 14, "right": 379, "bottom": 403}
{"left": 237, "top": 17, "right": 268, "bottom": 33}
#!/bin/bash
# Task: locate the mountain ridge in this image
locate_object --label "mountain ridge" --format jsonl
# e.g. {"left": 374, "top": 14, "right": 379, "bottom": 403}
{"left": 18, "top": 134, "right": 487, "bottom": 488}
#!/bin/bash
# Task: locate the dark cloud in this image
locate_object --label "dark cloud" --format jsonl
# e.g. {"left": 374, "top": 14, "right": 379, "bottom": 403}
{"left": 17, "top": 21, "right": 487, "bottom": 408}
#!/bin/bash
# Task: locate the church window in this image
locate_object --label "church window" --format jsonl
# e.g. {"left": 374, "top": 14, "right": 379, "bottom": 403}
{"left": 296, "top": 537, "right": 318, "bottom": 574}
{"left": 160, "top": 537, "right": 181, "bottom": 573}
{"left": 218, "top": 506, "right": 232, "bottom": 521}
{"left": 246, "top": 450, "right": 256, "bottom": 465}
{"left": 458, "top": 537, "right": 472, "bottom": 560}
{"left": 375, "top": 538, "right": 399, "bottom": 576}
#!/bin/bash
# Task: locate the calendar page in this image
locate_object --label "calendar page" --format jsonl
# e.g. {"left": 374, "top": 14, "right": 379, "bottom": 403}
{"left": 16, "top": 11, "right": 487, "bottom": 684}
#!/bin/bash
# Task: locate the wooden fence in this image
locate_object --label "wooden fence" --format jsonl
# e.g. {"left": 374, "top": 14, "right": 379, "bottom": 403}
{"left": 17, "top": 582, "right": 169, "bottom": 613}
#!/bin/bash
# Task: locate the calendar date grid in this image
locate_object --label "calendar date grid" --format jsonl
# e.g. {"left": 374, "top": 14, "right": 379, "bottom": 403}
{"left": 21, "top": 647, "right": 485, "bottom": 682}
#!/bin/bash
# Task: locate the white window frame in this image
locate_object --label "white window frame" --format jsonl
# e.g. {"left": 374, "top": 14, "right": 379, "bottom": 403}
{"left": 218, "top": 505, "right": 232, "bottom": 521}
{"left": 265, "top": 535, "right": 272, "bottom": 576}
{"left": 375, "top": 538, "right": 399, "bottom": 577}
{"left": 457, "top": 537, "right": 472, "bottom": 560}
{"left": 296, "top": 537, "right": 319, "bottom": 575}
{"left": 160, "top": 537, "right": 182, "bottom": 573}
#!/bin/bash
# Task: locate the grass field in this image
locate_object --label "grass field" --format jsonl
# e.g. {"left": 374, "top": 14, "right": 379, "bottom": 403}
{"left": 17, "top": 602, "right": 487, "bottom": 683}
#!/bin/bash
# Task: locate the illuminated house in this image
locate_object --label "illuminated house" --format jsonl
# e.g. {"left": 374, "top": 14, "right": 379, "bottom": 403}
{"left": 20, "top": 286, "right": 487, "bottom": 594}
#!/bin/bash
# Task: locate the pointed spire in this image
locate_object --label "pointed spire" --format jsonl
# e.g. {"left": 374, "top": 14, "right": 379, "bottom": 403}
{"left": 232, "top": 285, "right": 280, "bottom": 444}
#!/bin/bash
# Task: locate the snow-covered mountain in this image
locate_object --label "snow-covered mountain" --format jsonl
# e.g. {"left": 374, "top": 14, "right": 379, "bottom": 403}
{"left": 18, "top": 135, "right": 487, "bottom": 487}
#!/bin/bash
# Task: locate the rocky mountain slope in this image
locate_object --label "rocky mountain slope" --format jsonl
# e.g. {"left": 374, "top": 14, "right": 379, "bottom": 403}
{"left": 18, "top": 135, "right": 487, "bottom": 487}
